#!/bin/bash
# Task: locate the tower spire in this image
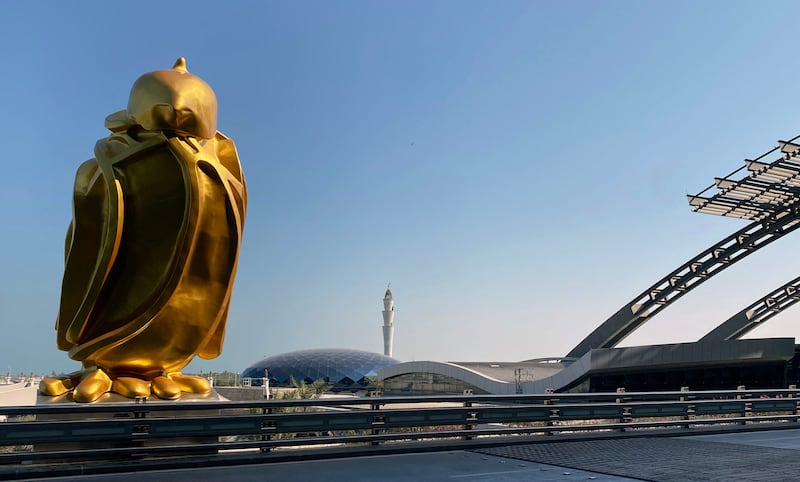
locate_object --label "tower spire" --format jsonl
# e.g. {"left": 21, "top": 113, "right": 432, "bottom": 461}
{"left": 382, "top": 287, "right": 395, "bottom": 357}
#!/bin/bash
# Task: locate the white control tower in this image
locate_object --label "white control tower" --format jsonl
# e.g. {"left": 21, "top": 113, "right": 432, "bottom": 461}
{"left": 382, "top": 287, "right": 395, "bottom": 357}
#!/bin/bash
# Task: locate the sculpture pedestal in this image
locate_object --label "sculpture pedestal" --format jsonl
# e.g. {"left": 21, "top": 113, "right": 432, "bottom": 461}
{"left": 33, "top": 390, "right": 228, "bottom": 459}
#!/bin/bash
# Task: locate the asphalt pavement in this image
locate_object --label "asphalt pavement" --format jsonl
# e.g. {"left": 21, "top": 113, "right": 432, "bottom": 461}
{"left": 20, "top": 427, "right": 800, "bottom": 481}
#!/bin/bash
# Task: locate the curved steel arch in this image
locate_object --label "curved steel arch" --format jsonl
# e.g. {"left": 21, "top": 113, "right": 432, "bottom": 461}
{"left": 700, "top": 275, "right": 800, "bottom": 342}
{"left": 566, "top": 137, "right": 800, "bottom": 359}
{"left": 565, "top": 213, "right": 800, "bottom": 358}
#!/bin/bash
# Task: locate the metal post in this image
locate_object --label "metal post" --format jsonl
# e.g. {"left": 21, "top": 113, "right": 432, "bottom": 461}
{"left": 616, "top": 388, "right": 629, "bottom": 431}
{"left": 548, "top": 407, "right": 560, "bottom": 435}
{"left": 680, "top": 386, "right": 692, "bottom": 428}
{"left": 463, "top": 396, "right": 476, "bottom": 440}
{"left": 371, "top": 402, "right": 383, "bottom": 446}
{"left": 789, "top": 385, "right": 800, "bottom": 422}
{"left": 736, "top": 385, "right": 749, "bottom": 425}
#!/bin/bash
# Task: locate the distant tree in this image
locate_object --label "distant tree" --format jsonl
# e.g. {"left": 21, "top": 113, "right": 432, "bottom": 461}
{"left": 277, "top": 378, "right": 332, "bottom": 401}
{"left": 204, "top": 371, "right": 240, "bottom": 387}
{"left": 364, "top": 376, "right": 384, "bottom": 390}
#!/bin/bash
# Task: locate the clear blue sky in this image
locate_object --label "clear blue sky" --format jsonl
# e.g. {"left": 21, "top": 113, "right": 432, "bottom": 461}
{"left": 2, "top": 1, "right": 800, "bottom": 375}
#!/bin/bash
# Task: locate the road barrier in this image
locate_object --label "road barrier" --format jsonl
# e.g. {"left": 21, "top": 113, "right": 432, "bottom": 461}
{"left": 2, "top": 388, "right": 800, "bottom": 478}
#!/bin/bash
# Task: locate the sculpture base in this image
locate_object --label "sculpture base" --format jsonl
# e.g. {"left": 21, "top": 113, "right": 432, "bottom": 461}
{"left": 33, "top": 389, "right": 228, "bottom": 459}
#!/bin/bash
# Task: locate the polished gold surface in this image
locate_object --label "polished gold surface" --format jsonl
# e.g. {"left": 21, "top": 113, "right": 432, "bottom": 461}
{"left": 40, "top": 58, "right": 247, "bottom": 402}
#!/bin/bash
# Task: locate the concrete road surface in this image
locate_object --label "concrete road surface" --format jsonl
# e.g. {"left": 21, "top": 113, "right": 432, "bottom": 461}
{"left": 25, "top": 427, "right": 800, "bottom": 481}
{"left": 26, "top": 451, "right": 636, "bottom": 482}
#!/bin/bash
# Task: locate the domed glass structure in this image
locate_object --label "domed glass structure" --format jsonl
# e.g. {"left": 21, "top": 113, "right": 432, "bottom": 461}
{"left": 241, "top": 348, "right": 400, "bottom": 389}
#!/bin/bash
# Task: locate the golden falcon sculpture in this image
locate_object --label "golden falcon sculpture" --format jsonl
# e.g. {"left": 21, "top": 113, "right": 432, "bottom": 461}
{"left": 39, "top": 58, "right": 247, "bottom": 402}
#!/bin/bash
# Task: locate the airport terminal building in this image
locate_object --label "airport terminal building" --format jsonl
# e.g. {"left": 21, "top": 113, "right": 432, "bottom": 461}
{"left": 379, "top": 339, "right": 799, "bottom": 395}
{"left": 379, "top": 137, "right": 800, "bottom": 395}
{"left": 242, "top": 348, "right": 399, "bottom": 391}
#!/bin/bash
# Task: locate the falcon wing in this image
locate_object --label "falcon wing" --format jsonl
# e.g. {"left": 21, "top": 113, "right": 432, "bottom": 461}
{"left": 56, "top": 156, "right": 123, "bottom": 350}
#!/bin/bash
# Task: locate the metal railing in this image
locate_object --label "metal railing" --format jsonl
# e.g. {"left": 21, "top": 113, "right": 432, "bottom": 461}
{"left": 2, "top": 388, "right": 800, "bottom": 477}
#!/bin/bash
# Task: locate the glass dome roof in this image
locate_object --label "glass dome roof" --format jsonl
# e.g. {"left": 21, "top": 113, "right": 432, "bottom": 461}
{"left": 241, "top": 348, "right": 400, "bottom": 386}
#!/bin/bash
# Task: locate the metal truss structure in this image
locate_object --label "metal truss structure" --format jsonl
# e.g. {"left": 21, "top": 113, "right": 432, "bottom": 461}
{"left": 700, "top": 274, "right": 800, "bottom": 342}
{"left": 566, "top": 136, "right": 800, "bottom": 360}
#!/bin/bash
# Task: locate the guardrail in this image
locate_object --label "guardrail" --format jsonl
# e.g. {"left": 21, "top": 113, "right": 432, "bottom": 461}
{"left": 2, "top": 387, "right": 800, "bottom": 478}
